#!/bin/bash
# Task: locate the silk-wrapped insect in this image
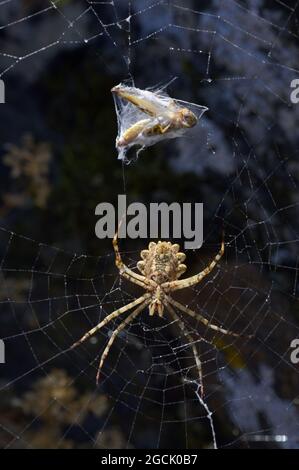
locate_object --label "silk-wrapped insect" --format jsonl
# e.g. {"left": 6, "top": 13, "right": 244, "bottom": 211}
{"left": 111, "top": 83, "right": 208, "bottom": 161}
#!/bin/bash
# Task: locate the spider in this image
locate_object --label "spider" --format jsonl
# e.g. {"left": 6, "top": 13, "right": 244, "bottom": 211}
{"left": 72, "top": 231, "right": 247, "bottom": 395}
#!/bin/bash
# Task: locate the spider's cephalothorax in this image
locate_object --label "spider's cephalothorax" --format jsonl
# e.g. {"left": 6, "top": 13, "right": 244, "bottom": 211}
{"left": 136, "top": 241, "right": 187, "bottom": 317}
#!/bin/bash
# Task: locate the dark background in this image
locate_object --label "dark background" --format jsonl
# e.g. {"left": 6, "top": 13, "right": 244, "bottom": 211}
{"left": 0, "top": 0, "right": 299, "bottom": 449}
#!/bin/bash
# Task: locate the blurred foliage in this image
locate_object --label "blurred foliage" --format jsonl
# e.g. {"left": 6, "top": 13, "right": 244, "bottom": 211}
{"left": 213, "top": 337, "right": 246, "bottom": 370}
{"left": 2, "top": 134, "right": 52, "bottom": 213}
{"left": 0, "top": 369, "right": 129, "bottom": 449}
{"left": 0, "top": 277, "right": 31, "bottom": 302}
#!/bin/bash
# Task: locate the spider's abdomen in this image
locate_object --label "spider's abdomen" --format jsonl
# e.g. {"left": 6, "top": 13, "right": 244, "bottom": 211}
{"left": 137, "top": 241, "right": 187, "bottom": 284}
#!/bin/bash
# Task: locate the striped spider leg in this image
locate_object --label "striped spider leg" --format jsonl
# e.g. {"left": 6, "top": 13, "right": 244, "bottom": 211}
{"left": 166, "top": 301, "right": 204, "bottom": 396}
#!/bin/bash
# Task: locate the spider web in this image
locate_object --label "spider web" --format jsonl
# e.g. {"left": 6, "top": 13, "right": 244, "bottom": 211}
{"left": 0, "top": 0, "right": 299, "bottom": 450}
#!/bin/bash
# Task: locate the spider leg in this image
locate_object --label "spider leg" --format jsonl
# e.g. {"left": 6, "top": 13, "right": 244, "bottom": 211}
{"left": 113, "top": 226, "right": 156, "bottom": 289}
{"left": 96, "top": 299, "right": 150, "bottom": 384}
{"left": 166, "top": 302, "right": 204, "bottom": 397}
{"left": 162, "top": 239, "right": 224, "bottom": 292}
{"left": 71, "top": 294, "right": 150, "bottom": 349}
{"left": 167, "top": 297, "right": 245, "bottom": 339}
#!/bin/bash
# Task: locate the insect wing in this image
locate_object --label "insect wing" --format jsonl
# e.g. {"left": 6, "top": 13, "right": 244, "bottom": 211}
{"left": 113, "top": 84, "right": 173, "bottom": 119}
